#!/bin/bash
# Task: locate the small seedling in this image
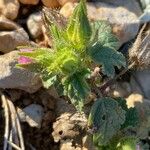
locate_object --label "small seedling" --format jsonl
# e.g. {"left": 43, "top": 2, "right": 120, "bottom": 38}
{"left": 17, "top": 0, "right": 140, "bottom": 149}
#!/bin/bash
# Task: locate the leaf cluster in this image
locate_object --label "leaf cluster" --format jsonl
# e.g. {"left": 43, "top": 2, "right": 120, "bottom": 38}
{"left": 17, "top": 1, "right": 140, "bottom": 149}
{"left": 18, "top": 0, "right": 126, "bottom": 110}
{"left": 88, "top": 97, "right": 139, "bottom": 149}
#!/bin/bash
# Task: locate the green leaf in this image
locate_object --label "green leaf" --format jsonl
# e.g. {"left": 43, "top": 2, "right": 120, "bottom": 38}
{"left": 50, "top": 24, "right": 71, "bottom": 51}
{"left": 88, "top": 97, "right": 126, "bottom": 146}
{"left": 42, "top": 74, "right": 57, "bottom": 89}
{"left": 88, "top": 20, "right": 126, "bottom": 77}
{"left": 63, "top": 69, "right": 91, "bottom": 111}
{"left": 140, "top": 143, "right": 150, "bottom": 150}
{"left": 19, "top": 48, "right": 54, "bottom": 66}
{"left": 90, "top": 21, "right": 118, "bottom": 50}
{"left": 19, "top": 48, "right": 52, "bottom": 58}
{"left": 16, "top": 62, "right": 43, "bottom": 73}
{"left": 67, "top": 0, "right": 92, "bottom": 50}
{"left": 53, "top": 77, "right": 64, "bottom": 96}
{"left": 42, "top": 7, "right": 71, "bottom": 51}
{"left": 51, "top": 48, "right": 80, "bottom": 75}
{"left": 116, "top": 97, "right": 139, "bottom": 129}
{"left": 117, "top": 137, "right": 137, "bottom": 150}
{"left": 88, "top": 42, "right": 126, "bottom": 77}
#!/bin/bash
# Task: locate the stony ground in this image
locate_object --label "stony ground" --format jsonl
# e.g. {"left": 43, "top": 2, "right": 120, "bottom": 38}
{"left": 0, "top": 0, "right": 150, "bottom": 150}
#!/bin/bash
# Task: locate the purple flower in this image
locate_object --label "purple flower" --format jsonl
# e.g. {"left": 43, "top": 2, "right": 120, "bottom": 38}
{"left": 18, "top": 56, "right": 32, "bottom": 64}
{"left": 18, "top": 48, "right": 33, "bottom": 64}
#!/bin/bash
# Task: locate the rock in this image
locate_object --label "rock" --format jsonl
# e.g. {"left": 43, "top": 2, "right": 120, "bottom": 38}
{"left": 139, "top": 0, "right": 150, "bottom": 10}
{"left": 111, "top": 82, "right": 132, "bottom": 98}
{"left": 40, "top": 89, "right": 55, "bottom": 110}
{"left": 58, "top": 0, "right": 78, "bottom": 6}
{"left": 6, "top": 89, "right": 22, "bottom": 102}
{"left": 94, "top": 0, "right": 142, "bottom": 16}
{"left": 0, "top": 28, "right": 29, "bottom": 53}
{"left": 95, "top": 1, "right": 140, "bottom": 47}
{"left": 41, "top": 0, "right": 60, "bottom": 8}
{"left": 27, "top": 12, "right": 43, "bottom": 39}
{"left": 22, "top": 98, "right": 32, "bottom": 106}
{"left": 43, "top": 111, "right": 55, "bottom": 123}
{"left": 17, "top": 104, "right": 44, "bottom": 128}
{"left": 0, "top": 0, "right": 20, "bottom": 20}
{"left": 60, "top": 2, "right": 140, "bottom": 48}
{"left": 140, "top": 4, "right": 150, "bottom": 23}
{"left": 56, "top": 98, "right": 76, "bottom": 116}
{"left": 0, "top": 51, "right": 42, "bottom": 93}
{"left": 82, "top": 135, "right": 95, "bottom": 150}
{"left": 60, "top": 139, "right": 81, "bottom": 150}
{"left": 52, "top": 112, "right": 87, "bottom": 142}
{"left": 47, "top": 86, "right": 59, "bottom": 99}
{"left": 19, "top": 0, "right": 39, "bottom": 5}
{"left": 130, "top": 69, "right": 150, "bottom": 99}
{"left": 52, "top": 98, "right": 91, "bottom": 149}
{"left": 60, "top": 2, "right": 76, "bottom": 18}
{"left": 126, "top": 93, "right": 143, "bottom": 108}
{"left": 130, "top": 76, "right": 143, "bottom": 95}
{"left": 0, "top": 16, "right": 18, "bottom": 30}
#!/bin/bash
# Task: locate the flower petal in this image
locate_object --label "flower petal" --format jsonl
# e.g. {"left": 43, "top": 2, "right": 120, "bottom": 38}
{"left": 18, "top": 56, "right": 32, "bottom": 64}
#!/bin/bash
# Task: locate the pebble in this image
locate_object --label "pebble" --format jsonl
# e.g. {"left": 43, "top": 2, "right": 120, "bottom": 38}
{"left": 0, "top": 0, "right": 20, "bottom": 20}
{"left": 17, "top": 104, "right": 44, "bottom": 128}
{"left": 41, "top": 0, "right": 60, "bottom": 8}
{"left": 0, "top": 28, "right": 29, "bottom": 53}
{"left": 19, "top": 0, "right": 39, "bottom": 5}
{"left": 0, "top": 51, "right": 42, "bottom": 93}
{"left": 27, "top": 12, "right": 43, "bottom": 39}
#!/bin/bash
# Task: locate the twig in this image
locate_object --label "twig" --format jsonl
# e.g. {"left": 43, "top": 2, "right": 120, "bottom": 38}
{"left": 1, "top": 93, "right": 9, "bottom": 150}
{"left": 8, "top": 130, "right": 12, "bottom": 150}
{"left": 7, "top": 99, "right": 25, "bottom": 150}
{"left": 7, "top": 141, "right": 22, "bottom": 150}
{"left": 99, "top": 62, "right": 135, "bottom": 94}
{"left": 7, "top": 100, "right": 19, "bottom": 146}
{"left": 7, "top": 99, "right": 19, "bottom": 145}
{"left": 16, "top": 113, "right": 25, "bottom": 150}
{"left": 1, "top": 92, "right": 25, "bottom": 150}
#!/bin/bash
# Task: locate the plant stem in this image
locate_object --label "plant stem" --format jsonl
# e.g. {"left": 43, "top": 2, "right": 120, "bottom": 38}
{"left": 99, "top": 62, "right": 135, "bottom": 94}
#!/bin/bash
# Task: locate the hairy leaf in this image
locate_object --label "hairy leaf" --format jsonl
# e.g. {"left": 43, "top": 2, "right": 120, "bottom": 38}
{"left": 42, "top": 74, "right": 57, "bottom": 89}
{"left": 90, "top": 21, "right": 118, "bottom": 50}
{"left": 88, "top": 42, "right": 126, "bottom": 77}
{"left": 117, "top": 137, "right": 137, "bottom": 150}
{"left": 50, "top": 24, "right": 72, "bottom": 51}
{"left": 67, "top": 0, "right": 92, "bottom": 50}
{"left": 18, "top": 48, "right": 54, "bottom": 67}
{"left": 16, "top": 62, "right": 44, "bottom": 73}
{"left": 51, "top": 48, "right": 80, "bottom": 75}
{"left": 53, "top": 77, "right": 64, "bottom": 96}
{"left": 116, "top": 98, "right": 139, "bottom": 129}
{"left": 88, "top": 98, "right": 126, "bottom": 146}
{"left": 63, "top": 68, "right": 91, "bottom": 111}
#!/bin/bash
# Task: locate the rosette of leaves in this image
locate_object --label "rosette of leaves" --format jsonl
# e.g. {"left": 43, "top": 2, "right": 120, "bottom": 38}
{"left": 17, "top": 0, "right": 126, "bottom": 110}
